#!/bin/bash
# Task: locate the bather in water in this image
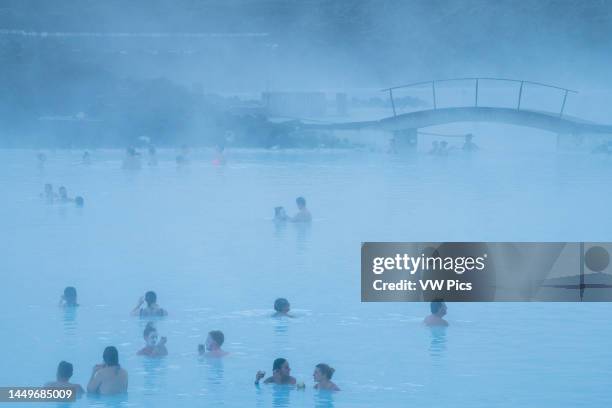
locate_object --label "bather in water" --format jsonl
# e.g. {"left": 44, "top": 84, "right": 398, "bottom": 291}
{"left": 198, "top": 330, "right": 228, "bottom": 357}
{"left": 87, "top": 346, "right": 128, "bottom": 395}
{"left": 272, "top": 298, "right": 293, "bottom": 318}
{"left": 313, "top": 363, "right": 340, "bottom": 391}
{"left": 424, "top": 299, "right": 449, "bottom": 327}
{"left": 41, "top": 183, "right": 57, "bottom": 202}
{"left": 131, "top": 291, "right": 168, "bottom": 318}
{"left": 45, "top": 361, "right": 84, "bottom": 396}
{"left": 122, "top": 147, "right": 142, "bottom": 170}
{"left": 275, "top": 197, "right": 312, "bottom": 222}
{"left": 254, "top": 358, "right": 296, "bottom": 385}
{"left": 462, "top": 133, "right": 479, "bottom": 152}
{"left": 59, "top": 286, "right": 79, "bottom": 307}
{"left": 58, "top": 186, "right": 73, "bottom": 203}
{"left": 137, "top": 322, "right": 168, "bottom": 357}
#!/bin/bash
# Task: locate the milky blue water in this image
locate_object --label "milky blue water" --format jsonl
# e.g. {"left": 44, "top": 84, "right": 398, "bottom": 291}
{"left": 1, "top": 146, "right": 611, "bottom": 407}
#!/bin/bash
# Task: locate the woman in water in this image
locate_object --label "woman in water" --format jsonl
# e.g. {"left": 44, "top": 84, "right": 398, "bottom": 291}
{"left": 254, "top": 358, "right": 296, "bottom": 385}
{"left": 313, "top": 363, "right": 340, "bottom": 391}
{"left": 137, "top": 322, "right": 168, "bottom": 357}
{"left": 131, "top": 291, "right": 168, "bottom": 318}
{"left": 87, "top": 346, "right": 128, "bottom": 395}
{"left": 59, "top": 286, "right": 79, "bottom": 307}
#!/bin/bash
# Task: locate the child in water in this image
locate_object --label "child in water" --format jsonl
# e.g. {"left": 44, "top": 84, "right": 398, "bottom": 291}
{"left": 313, "top": 363, "right": 340, "bottom": 391}
{"left": 198, "top": 330, "right": 228, "bottom": 357}
{"left": 137, "top": 322, "right": 168, "bottom": 357}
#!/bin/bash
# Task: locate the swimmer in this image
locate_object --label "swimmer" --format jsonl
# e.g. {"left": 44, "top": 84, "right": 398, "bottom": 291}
{"left": 59, "top": 286, "right": 79, "bottom": 307}
{"left": 82, "top": 151, "right": 91, "bottom": 165}
{"left": 462, "top": 133, "right": 479, "bottom": 152}
{"left": 290, "top": 197, "right": 311, "bottom": 222}
{"left": 131, "top": 291, "right": 168, "bottom": 318}
{"left": 272, "top": 298, "right": 293, "bottom": 318}
{"left": 122, "top": 147, "right": 142, "bottom": 170}
{"left": 254, "top": 358, "right": 296, "bottom": 385}
{"left": 75, "top": 196, "right": 84, "bottom": 207}
{"left": 212, "top": 144, "right": 226, "bottom": 166}
{"left": 147, "top": 146, "right": 158, "bottom": 166}
{"left": 198, "top": 330, "right": 228, "bottom": 357}
{"left": 37, "top": 152, "right": 47, "bottom": 168}
{"left": 176, "top": 145, "right": 190, "bottom": 166}
{"left": 45, "top": 361, "right": 84, "bottom": 396}
{"left": 58, "top": 186, "right": 73, "bottom": 203}
{"left": 424, "top": 299, "right": 449, "bottom": 327}
{"left": 42, "top": 183, "right": 57, "bottom": 202}
{"left": 313, "top": 363, "right": 340, "bottom": 391}
{"left": 428, "top": 141, "right": 439, "bottom": 155}
{"left": 274, "top": 206, "right": 288, "bottom": 221}
{"left": 137, "top": 322, "right": 168, "bottom": 357}
{"left": 87, "top": 346, "right": 128, "bottom": 395}
{"left": 437, "top": 141, "right": 449, "bottom": 156}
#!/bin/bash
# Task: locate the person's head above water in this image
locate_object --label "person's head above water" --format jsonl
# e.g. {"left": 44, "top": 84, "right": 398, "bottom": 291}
{"left": 274, "top": 298, "right": 290, "bottom": 314}
{"left": 44, "top": 183, "right": 53, "bottom": 194}
{"left": 63, "top": 286, "right": 78, "bottom": 306}
{"left": 273, "top": 358, "right": 291, "bottom": 377}
{"left": 314, "top": 363, "right": 335, "bottom": 381}
{"left": 103, "top": 346, "right": 119, "bottom": 367}
{"left": 206, "top": 330, "right": 224, "bottom": 350}
{"left": 75, "top": 196, "right": 84, "bottom": 207}
{"left": 430, "top": 299, "right": 447, "bottom": 317}
{"left": 59, "top": 186, "right": 67, "bottom": 199}
{"left": 296, "top": 197, "right": 306, "bottom": 209}
{"left": 144, "top": 291, "right": 157, "bottom": 307}
{"left": 56, "top": 361, "right": 74, "bottom": 381}
{"left": 143, "top": 322, "right": 159, "bottom": 346}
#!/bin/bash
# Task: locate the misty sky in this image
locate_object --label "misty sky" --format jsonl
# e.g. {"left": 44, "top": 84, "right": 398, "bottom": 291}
{"left": 1, "top": 0, "right": 612, "bottom": 91}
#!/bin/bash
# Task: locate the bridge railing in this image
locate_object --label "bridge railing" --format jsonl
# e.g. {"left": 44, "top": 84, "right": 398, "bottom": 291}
{"left": 381, "top": 77, "right": 578, "bottom": 118}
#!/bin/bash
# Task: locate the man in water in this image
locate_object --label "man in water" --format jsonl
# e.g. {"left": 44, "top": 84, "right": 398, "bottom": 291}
{"left": 272, "top": 298, "right": 293, "bottom": 318}
{"left": 45, "top": 361, "right": 84, "bottom": 396}
{"left": 462, "top": 133, "right": 479, "bottom": 152}
{"left": 290, "top": 197, "right": 311, "bottom": 222}
{"left": 87, "top": 346, "right": 128, "bottom": 395}
{"left": 424, "top": 299, "right": 449, "bottom": 327}
{"left": 198, "top": 330, "right": 228, "bottom": 357}
{"left": 255, "top": 358, "right": 296, "bottom": 385}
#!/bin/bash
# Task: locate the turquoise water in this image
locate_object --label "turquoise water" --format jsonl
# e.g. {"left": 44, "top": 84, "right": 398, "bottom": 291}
{"left": 1, "top": 147, "right": 612, "bottom": 407}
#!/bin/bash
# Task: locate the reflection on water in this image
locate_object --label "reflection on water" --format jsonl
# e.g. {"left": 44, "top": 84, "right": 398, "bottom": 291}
{"left": 314, "top": 390, "right": 335, "bottom": 408}
{"left": 272, "top": 385, "right": 291, "bottom": 408}
{"left": 428, "top": 327, "right": 447, "bottom": 358}
{"left": 142, "top": 357, "right": 167, "bottom": 396}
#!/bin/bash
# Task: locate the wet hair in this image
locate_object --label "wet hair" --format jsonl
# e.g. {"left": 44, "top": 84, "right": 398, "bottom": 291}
{"left": 75, "top": 196, "right": 84, "bottom": 207}
{"left": 57, "top": 361, "right": 73, "bottom": 380}
{"left": 296, "top": 197, "right": 306, "bottom": 207}
{"left": 208, "top": 330, "right": 224, "bottom": 347}
{"left": 316, "top": 363, "right": 335, "bottom": 380}
{"left": 430, "top": 299, "right": 445, "bottom": 314}
{"left": 63, "top": 287, "right": 77, "bottom": 306}
{"left": 144, "top": 291, "right": 157, "bottom": 307}
{"left": 143, "top": 322, "right": 157, "bottom": 339}
{"left": 273, "top": 358, "right": 287, "bottom": 371}
{"left": 274, "top": 298, "right": 290, "bottom": 312}
{"left": 102, "top": 346, "right": 119, "bottom": 366}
